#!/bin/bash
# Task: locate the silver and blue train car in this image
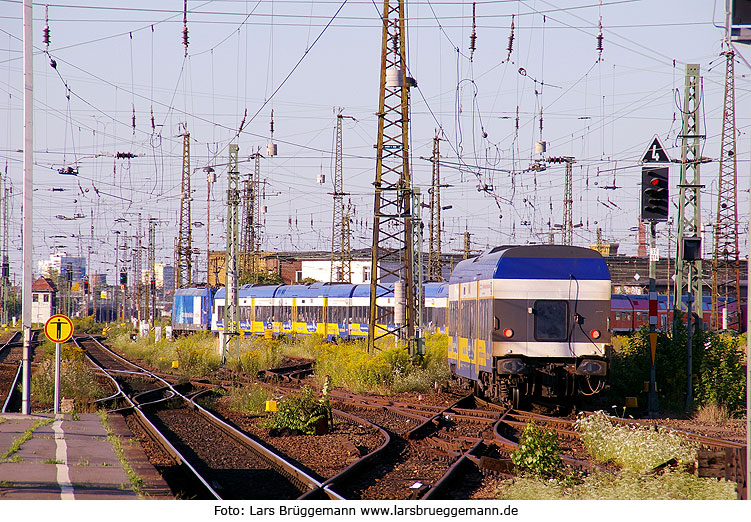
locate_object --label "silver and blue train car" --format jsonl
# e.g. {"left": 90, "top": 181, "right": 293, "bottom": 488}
{"left": 448, "top": 245, "right": 611, "bottom": 407}
{"left": 171, "top": 287, "right": 216, "bottom": 334}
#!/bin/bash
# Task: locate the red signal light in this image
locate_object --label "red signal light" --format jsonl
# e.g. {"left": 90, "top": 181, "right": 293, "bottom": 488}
{"left": 651, "top": 178, "right": 659, "bottom": 186}
{"left": 503, "top": 328, "right": 514, "bottom": 338}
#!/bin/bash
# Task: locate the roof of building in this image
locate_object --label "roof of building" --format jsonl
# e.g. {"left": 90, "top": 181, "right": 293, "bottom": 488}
{"left": 32, "top": 276, "right": 57, "bottom": 293}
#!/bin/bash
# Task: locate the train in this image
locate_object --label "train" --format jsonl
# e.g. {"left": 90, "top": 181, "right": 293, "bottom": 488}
{"left": 447, "top": 245, "right": 610, "bottom": 407}
{"left": 610, "top": 293, "right": 742, "bottom": 333}
{"left": 170, "top": 245, "right": 740, "bottom": 407}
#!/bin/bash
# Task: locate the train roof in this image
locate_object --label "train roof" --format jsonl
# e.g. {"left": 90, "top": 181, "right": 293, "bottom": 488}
{"left": 352, "top": 283, "right": 393, "bottom": 298}
{"left": 449, "top": 245, "right": 610, "bottom": 284}
{"left": 174, "top": 287, "right": 215, "bottom": 297}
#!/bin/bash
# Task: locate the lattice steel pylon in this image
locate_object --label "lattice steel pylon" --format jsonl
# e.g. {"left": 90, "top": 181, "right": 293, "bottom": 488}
{"left": 368, "top": 0, "right": 416, "bottom": 353}
{"left": 176, "top": 126, "right": 192, "bottom": 288}
{"left": 134, "top": 213, "right": 143, "bottom": 321}
{"left": 427, "top": 134, "right": 443, "bottom": 281}
{"left": 711, "top": 50, "right": 742, "bottom": 331}
{"left": 241, "top": 173, "right": 252, "bottom": 279}
{"left": 147, "top": 218, "right": 156, "bottom": 323}
{"left": 222, "top": 144, "right": 240, "bottom": 364}
{"left": 331, "top": 112, "right": 353, "bottom": 283}
{"left": 674, "top": 64, "right": 704, "bottom": 324}
{"left": 0, "top": 164, "right": 9, "bottom": 325}
{"left": 547, "top": 156, "right": 575, "bottom": 244}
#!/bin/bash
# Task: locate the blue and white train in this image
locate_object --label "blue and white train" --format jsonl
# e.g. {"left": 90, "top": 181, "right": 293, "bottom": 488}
{"left": 448, "top": 245, "right": 610, "bottom": 407}
{"left": 171, "top": 245, "right": 611, "bottom": 406}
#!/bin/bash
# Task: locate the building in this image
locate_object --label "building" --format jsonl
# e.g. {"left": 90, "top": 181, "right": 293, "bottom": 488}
{"left": 38, "top": 253, "right": 86, "bottom": 282}
{"left": 31, "top": 276, "right": 57, "bottom": 324}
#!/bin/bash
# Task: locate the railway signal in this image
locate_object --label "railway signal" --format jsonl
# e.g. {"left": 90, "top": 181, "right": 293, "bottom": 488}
{"left": 641, "top": 167, "right": 669, "bottom": 222}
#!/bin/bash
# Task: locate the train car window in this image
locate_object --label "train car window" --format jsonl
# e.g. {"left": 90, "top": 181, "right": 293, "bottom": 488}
{"left": 534, "top": 300, "right": 569, "bottom": 341}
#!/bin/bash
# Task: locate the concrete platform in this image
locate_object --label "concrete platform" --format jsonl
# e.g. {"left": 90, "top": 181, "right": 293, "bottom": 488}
{"left": 0, "top": 412, "right": 172, "bottom": 500}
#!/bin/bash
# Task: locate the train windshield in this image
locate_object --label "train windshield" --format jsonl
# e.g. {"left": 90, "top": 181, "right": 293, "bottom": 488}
{"left": 534, "top": 300, "right": 569, "bottom": 341}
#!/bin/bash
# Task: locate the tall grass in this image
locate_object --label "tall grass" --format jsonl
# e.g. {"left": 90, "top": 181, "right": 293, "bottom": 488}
{"left": 31, "top": 358, "right": 108, "bottom": 408}
{"left": 108, "top": 326, "right": 450, "bottom": 394}
{"left": 575, "top": 410, "right": 697, "bottom": 472}
{"left": 496, "top": 470, "right": 736, "bottom": 500}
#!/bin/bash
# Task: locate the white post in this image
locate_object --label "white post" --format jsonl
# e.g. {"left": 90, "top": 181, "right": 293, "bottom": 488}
{"left": 21, "top": 0, "right": 33, "bottom": 415}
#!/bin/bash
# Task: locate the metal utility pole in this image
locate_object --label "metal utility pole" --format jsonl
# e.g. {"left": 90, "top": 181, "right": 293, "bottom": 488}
{"left": 248, "top": 149, "right": 263, "bottom": 280}
{"left": 331, "top": 112, "right": 355, "bottom": 283}
{"left": 133, "top": 214, "right": 143, "bottom": 322}
{"left": 176, "top": 125, "right": 192, "bottom": 288}
{"left": 147, "top": 218, "right": 156, "bottom": 323}
{"left": 674, "top": 64, "right": 704, "bottom": 323}
{"left": 241, "top": 173, "right": 252, "bottom": 280}
{"left": 546, "top": 156, "right": 576, "bottom": 245}
{"left": 205, "top": 166, "right": 215, "bottom": 285}
{"left": 0, "top": 165, "right": 9, "bottom": 325}
{"left": 222, "top": 144, "right": 240, "bottom": 364}
{"left": 674, "top": 64, "right": 704, "bottom": 411}
{"left": 711, "top": 49, "right": 742, "bottom": 331}
{"left": 428, "top": 134, "right": 444, "bottom": 281}
{"left": 368, "top": 0, "right": 417, "bottom": 354}
{"left": 21, "top": 0, "right": 33, "bottom": 415}
{"left": 463, "top": 231, "right": 472, "bottom": 259}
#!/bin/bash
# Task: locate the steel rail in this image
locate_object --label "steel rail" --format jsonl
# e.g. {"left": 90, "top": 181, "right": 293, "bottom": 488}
{"left": 299, "top": 408, "right": 391, "bottom": 500}
{"left": 80, "top": 336, "right": 331, "bottom": 500}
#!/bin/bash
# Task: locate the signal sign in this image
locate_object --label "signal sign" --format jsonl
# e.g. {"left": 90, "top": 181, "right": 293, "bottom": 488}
{"left": 641, "top": 136, "right": 670, "bottom": 164}
{"left": 641, "top": 167, "right": 669, "bottom": 221}
{"left": 44, "top": 314, "right": 74, "bottom": 343}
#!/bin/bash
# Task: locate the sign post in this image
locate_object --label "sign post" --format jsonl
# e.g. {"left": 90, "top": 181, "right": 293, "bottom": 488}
{"left": 44, "top": 314, "right": 74, "bottom": 415}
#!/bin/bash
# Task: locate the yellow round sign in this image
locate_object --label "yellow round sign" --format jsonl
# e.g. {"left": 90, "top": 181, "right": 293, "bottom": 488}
{"left": 44, "top": 314, "right": 74, "bottom": 343}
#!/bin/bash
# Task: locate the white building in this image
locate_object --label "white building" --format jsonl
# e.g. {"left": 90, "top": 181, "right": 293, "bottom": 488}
{"left": 31, "top": 276, "right": 57, "bottom": 324}
{"left": 299, "top": 259, "right": 373, "bottom": 284}
{"left": 38, "top": 253, "right": 86, "bottom": 282}
{"left": 141, "top": 263, "right": 174, "bottom": 290}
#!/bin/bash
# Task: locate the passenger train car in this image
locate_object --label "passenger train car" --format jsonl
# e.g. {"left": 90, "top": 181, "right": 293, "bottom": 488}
{"left": 447, "top": 245, "right": 611, "bottom": 408}
{"left": 171, "top": 287, "right": 216, "bottom": 334}
{"left": 610, "top": 293, "right": 742, "bottom": 333}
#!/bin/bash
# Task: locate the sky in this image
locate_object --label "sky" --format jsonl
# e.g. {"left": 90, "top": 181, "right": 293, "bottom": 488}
{"left": 0, "top": 0, "right": 750, "bottom": 285}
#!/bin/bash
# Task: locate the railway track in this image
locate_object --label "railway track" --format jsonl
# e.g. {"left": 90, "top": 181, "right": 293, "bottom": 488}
{"left": 0, "top": 330, "right": 35, "bottom": 412}
{"left": 75, "top": 336, "right": 341, "bottom": 500}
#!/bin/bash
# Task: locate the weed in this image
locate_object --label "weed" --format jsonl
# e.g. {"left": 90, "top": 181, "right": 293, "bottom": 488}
{"left": 31, "top": 358, "right": 108, "bottom": 408}
{"left": 225, "top": 385, "right": 273, "bottom": 415}
{"left": 692, "top": 402, "right": 730, "bottom": 426}
{"left": 495, "top": 469, "right": 736, "bottom": 500}
{"left": 264, "top": 385, "right": 331, "bottom": 435}
{"left": 43, "top": 458, "right": 64, "bottom": 465}
{"left": 77, "top": 457, "right": 90, "bottom": 466}
{"left": 511, "top": 422, "right": 562, "bottom": 477}
{"left": 0, "top": 418, "right": 53, "bottom": 460}
{"left": 0, "top": 480, "right": 15, "bottom": 487}
{"left": 575, "top": 411, "right": 697, "bottom": 472}
{"left": 97, "top": 410, "right": 144, "bottom": 496}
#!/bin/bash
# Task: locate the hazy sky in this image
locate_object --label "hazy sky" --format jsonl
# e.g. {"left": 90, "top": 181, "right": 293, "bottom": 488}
{"left": 0, "top": 0, "right": 749, "bottom": 283}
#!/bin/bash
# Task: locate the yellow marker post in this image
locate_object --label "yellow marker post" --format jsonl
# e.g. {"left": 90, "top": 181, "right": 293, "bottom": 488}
{"left": 649, "top": 332, "right": 657, "bottom": 364}
{"left": 44, "top": 314, "right": 74, "bottom": 415}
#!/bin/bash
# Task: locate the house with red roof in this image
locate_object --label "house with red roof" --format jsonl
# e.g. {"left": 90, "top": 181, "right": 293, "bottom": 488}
{"left": 32, "top": 276, "right": 57, "bottom": 324}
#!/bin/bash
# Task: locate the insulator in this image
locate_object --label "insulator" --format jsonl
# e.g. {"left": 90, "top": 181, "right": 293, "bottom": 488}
{"left": 597, "top": 32, "right": 603, "bottom": 53}
{"left": 43, "top": 26, "right": 51, "bottom": 46}
{"left": 132, "top": 105, "right": 136, "bottom": 133}
{"left": 150, "top": 106, "right": 155, "bottom": 132}
{"left": 506, "top": 15, "right": 515, "bottom": 61}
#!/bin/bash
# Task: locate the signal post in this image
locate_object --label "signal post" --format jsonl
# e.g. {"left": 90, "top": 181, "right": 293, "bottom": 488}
{"left": 640, "top": 136, "right": 670, "bottom": 416}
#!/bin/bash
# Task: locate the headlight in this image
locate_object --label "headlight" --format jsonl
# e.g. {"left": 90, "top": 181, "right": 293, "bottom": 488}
{"left": 590, "top": 329, "right": 601, "bottom": 339}
{"left": 497, "top": 358, "right": 526, "bottom": 374}
{"left": 576, "top": 359, "right": 607, "bottom": 376}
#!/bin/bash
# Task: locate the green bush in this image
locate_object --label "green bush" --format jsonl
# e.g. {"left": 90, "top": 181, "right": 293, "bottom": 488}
{"left": 263, "top": 385, "right": 331, "bottom": 435}
{"left": 609, "top": 318, "right": 706, "bottom": 411}
{"left": 511, "top": 421, "right": 562, "bottom": 477}
{"left": 695, "top": 332, "right": 746, "bottom": 416}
